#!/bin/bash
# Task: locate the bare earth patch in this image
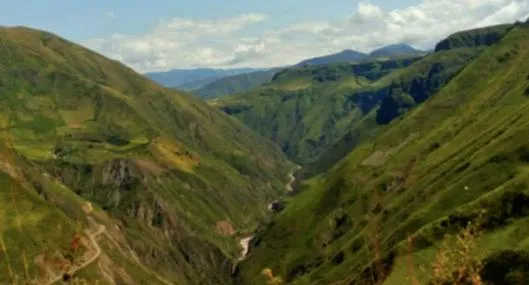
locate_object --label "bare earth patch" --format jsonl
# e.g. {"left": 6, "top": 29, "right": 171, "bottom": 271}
{"left": 215, "top": 220, "right": 236, "bottom": 236}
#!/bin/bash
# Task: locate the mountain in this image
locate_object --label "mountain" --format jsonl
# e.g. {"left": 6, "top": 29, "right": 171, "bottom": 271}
{"left": 212, "top": 23, "right": 509, "bottom": 171}
{"left": 295, "top": 45, "right": 425, "bottom": 68}
{"left": 189, "top": 45, "right": 424, "bottom": 100}
{"left": 174, "top": 77, "right": 222, "bottom": 91}
{"left": 194, "top": 69, "right": 279, "bottom": 100}
{"left": 369, "top": 43, "right": 424, "bottom": 58}
{"left": 145, "top": 67, "right": 263, "bottom": 88}
{"left": 0, "top": 26, "right": 293, "bottom": 284}
{"left": 435, "top": 24, "right": 513, "bottom": 51}
{"left": 297, "top": 49, "right": 368, "bottom": 66}
{"left": 183, "top": 45, "right": 423, "bottom": 100}
{"left": 236, "top": 21, "right": 529, "bottom": 285}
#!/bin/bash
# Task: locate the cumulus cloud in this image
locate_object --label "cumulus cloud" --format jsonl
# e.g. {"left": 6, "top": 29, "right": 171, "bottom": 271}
{"left": 81, "top": 0, "right": 529, "bottom": 72}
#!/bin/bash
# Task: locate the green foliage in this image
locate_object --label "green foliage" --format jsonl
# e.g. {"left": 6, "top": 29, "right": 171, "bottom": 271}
{"left": 481, "top": 250, "right": 529, "bottom": 284}
{"left": 237, "top": 25, "right": 529, "bottom": 285}
{"left": 376, "top": 87, "right": 416, "bottom": 124}
{"left": 194, "top": 69, "right": 278, "bottom": 99}
{"left": 435, "top": 24, "right": 512, "bottom": 52}
{"left": 0, "top": 26, "right": 292, "bottom": 284}
{"left": 215, "top": 44, "right": 481, "bottom": 174}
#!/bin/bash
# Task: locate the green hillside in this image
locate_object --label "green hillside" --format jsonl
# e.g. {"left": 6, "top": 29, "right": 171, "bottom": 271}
{"left": 145, "top": 67, "right": 261, "bottom": 88}
{"left": 0, "top": 26, "right": 293, "bottom": 284}
{"left": 236, "top": 22, "right": 529, "bottom": 285}
{"left": 194, "top": 69, "right": 278, "bottom": 100}
{"left": 213, "top": 40, "right": 486, "bottom": 171}
{"left": 296, "top": 50, "right": 368, "bottom": 66}
{"left": 435, "top": 24, "right": 512, "bottom": 52}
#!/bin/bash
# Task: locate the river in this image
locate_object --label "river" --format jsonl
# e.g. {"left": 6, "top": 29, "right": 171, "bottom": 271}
{"left": 237, "top": 168, "right": 300, "bottom": 261}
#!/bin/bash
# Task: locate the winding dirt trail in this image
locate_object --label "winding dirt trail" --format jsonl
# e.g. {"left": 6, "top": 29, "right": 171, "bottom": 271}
{"left": 45, "top": 225, "right": 106, "bottom": 285}
{"left": 285, "top": 171, "right": 296, "bottom": 192}
{"left": 237, "top": 236, "right": 253, "bottom": 261}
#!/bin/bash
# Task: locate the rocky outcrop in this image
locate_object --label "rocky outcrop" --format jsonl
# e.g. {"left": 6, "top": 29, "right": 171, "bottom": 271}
{"left": 102, "top": 159, "right": 141, "bottom": 191}
{"left": 216, "top": 221, "right": 236, "bottom": 236}
{"left": 268, "top": 200, "right": 285, "bottom": 214}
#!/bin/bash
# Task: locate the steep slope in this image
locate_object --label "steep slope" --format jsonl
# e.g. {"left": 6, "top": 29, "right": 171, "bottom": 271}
{"left": 175, "top": 77, "right": 221, "bottom": 91}
{"left": 145, "top": 67, "right": 262, "bottom": 88}
{"left": 214, "top": 25, "right": 514, "bottom": 174}
{"left": 435, "top": 24, "right": 512, "bottom": 52}
{"left": 296, "top": 45, "right": 424, "bottom": 68}
{"left": 0, "top": 26, "right": 292, "bottom": 284}
{"left": 212, "top": 57, "right": 421, "bottom": 166}
{"left": 237, "top": 22, "right": 529, "bottom": 285}
{"left": 214, "top": 49, "right": 485, "bottom": 169}
{"left": 194, "top": 69, "right": 278, "bottom": 100}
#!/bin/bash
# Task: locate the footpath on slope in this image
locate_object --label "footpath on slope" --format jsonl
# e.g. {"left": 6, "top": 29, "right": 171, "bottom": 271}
{"left": 44, "top": 210, "right": 106, "bottom": 285}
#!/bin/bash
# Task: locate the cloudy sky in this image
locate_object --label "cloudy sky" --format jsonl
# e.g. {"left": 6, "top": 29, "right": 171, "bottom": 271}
{"left": 2, "top": 0, "right": 529, "bottom": 72}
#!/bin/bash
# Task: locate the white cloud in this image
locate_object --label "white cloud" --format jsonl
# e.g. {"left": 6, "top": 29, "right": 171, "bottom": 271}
{"left": 82, "top": 1, "right": 529, "bottom": 72}
{"left": 351, "top": 2, "right": 384, "bottom": 23}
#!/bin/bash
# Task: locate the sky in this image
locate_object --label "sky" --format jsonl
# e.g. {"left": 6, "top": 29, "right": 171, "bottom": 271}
{"left": 2, "top": 0, "right": 529, "bottom": 72}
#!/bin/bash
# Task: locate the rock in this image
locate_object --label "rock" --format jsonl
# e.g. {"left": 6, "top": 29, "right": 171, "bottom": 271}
{"left": 268, "top": 200, "right": 285, "bottom": 214}
{"left": 215, "top": 221, "right": 236, "bottom": 236}
{"left": 102, "top": 159, "right": 139, "bottom": 191}
{"left": 82, "top": 202, "right": 93, "bottom": 214}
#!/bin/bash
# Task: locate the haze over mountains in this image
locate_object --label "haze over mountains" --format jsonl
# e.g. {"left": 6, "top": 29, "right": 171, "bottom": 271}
{"left": 2, "top": 2, "right": 529, "bottom": 284}
{"left": 147, "top": 44, "right": 425, "bottom": 99}
{"left": 145, "top": 67, "right": 265, "bottom": 89}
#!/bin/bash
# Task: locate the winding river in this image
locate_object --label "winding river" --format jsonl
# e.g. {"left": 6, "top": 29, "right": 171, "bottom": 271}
{"left": 237, "top": 169, "right": 300, "bottom": 261}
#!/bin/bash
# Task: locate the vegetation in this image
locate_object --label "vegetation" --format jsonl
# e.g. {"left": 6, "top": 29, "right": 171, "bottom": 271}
{"left": 193, "top": 45, "right": 425, "bottom": 100}
{"left": 435, "top": 24, "right": 512, "bottom": 52}
{"left": 236, "top": 22, "right": 529, "bottom": 285}
{"left": 213, "top": 31, "right": 493, "bottom": 174}
{"left": 0, "top": 26, "right": 292, "bottom": 284}
{"left": 145, "top": 67, "right": 261, "bottom": 88}
{"left": 370, "top": 44, "right": 425, "bottom": 59}
{"left": 2, "top": 18, "right": 528, "bottom": 285}
{"left": 296, "top": 44, "right": 425, "bottom": 67}
{"left": 296, "top": 50, "right": 369, "bottom": 66}
{"left": 194, "top": 69, "right": 278, "bottom": 100}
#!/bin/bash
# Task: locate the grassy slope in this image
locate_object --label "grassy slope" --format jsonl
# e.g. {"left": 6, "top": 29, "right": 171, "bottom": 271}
{"left": 435, "top": 24, "right": 513, "bottom": 51}
{"left": 145, "top": 68, "right": 260, "bottom": 88}
{"left": 0, "top": 26, "right": 292, "bottom": 284}
{"left": 212, "top": 58, "right": 420, "bottom": 164}
{"left": 296, "top": 50, "right": 368, "bottom": 66}
{"left": 237, "top": 23, "right": 529, "bottom": 284}
{"left": 194, "top": 69, "right": 278, "bottom": 100}
{"left": 214, "top": 25, "right": 512, "bottom": 175}
{"left": 214, "top": 49, "right": 480, "bottom": 171}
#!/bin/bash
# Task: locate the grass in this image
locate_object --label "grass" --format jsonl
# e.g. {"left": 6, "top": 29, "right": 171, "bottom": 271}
{"left": 214, "top": 39, "right": 484, "bottom": 172}
{"left": 0, "top": 25, "right": 293, "bottom": 284}
{"left": 194, "top": 69, "right": 278, "bottom": 99}
{"left": 236, "top": 23, "right": 529, "bottom": 285}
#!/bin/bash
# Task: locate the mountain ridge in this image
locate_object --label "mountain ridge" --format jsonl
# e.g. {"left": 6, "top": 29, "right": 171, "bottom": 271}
{"left": 145, "top": 67, "right": 265, "bottom": 88}
{"left": 0, "top": 25, "right": 292, "bottom": 284}
{"left": 236, "top": 21, "right": 529, "bottom": 285}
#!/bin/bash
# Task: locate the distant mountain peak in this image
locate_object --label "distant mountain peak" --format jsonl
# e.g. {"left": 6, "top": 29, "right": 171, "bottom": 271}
{"left": 296, "top": 49, "right": 368, "bottom": 66}
{"left": 369, "top": 43, "right": 422, "bottom": 57}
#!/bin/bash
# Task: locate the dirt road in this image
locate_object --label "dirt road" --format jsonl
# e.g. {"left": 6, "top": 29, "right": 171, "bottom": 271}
{"left": 46, "top": 225, "right": 105, "bottom": 285}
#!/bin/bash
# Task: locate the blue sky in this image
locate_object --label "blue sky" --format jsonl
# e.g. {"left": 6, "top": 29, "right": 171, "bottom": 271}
{"left": 3, "top": 0, "right": 528, "bottom": 71}
{"left": 1, "top": 0, "right": 419, "bottom": 40}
